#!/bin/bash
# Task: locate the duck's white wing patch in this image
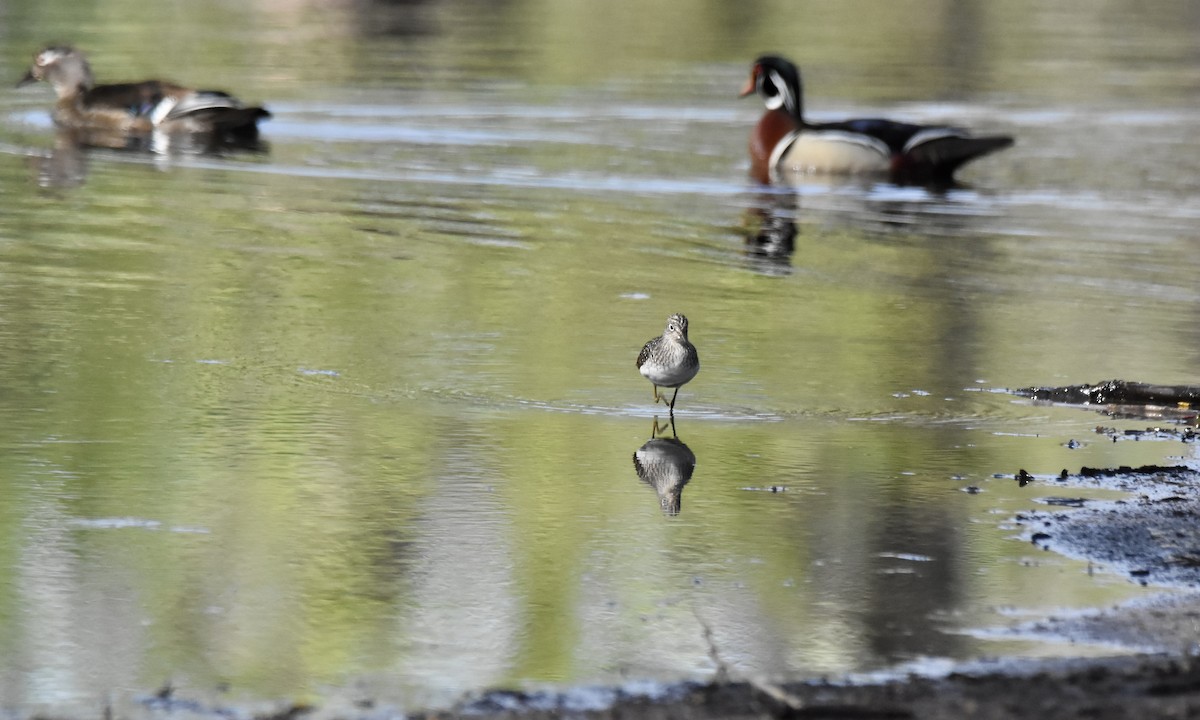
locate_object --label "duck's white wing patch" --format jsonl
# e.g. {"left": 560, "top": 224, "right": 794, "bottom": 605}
{"left": 149, "top": 97, "right": 179, "bottom": 126}
{"left": 901, "top": 127, "right": 963, "bottom": 154}
{"left": 157, "top": 91, "right": 243, "bottom": 123}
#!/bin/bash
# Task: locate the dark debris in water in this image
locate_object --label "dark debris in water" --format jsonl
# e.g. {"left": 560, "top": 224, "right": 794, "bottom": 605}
{"left": 1013, "top": 379, "right": 1200, "bottom": 431}
{"left": 416, "top": 675, "right": 918, "bottom": 719}
{"left": 1077, "top": 464, "right": 1193, "bottom": 478}
{"left": 1041, "top": 497, "right": 1089, "bottom": 507}
{"left": 449, "top": 683, "right": 705, "bottom": 717}
{"left": 1010, "top": 464, "right": 1194, "bottom": 493}
{"left": 137, "top": 683, "right": 314, "bottom": 720}
{"left": 1014, "top": 379, "right": 1200, "bottom": 409}
{"left": 1096, "top": 426, "right": 1200, "bottom": 443}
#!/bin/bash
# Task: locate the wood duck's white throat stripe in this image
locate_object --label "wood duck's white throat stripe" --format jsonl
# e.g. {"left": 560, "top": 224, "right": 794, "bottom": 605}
{"left": 762, "top": 69, "right": 795, "bottom": 115}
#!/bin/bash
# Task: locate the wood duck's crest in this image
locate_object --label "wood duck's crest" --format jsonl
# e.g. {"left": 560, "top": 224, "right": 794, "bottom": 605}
{"left": 740, "top": 55, "right": 803, "bottom": 120}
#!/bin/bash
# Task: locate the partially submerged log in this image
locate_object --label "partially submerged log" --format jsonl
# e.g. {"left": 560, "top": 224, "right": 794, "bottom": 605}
{"left": 1014, "top": 379, "right": 1200, "bottom": 408}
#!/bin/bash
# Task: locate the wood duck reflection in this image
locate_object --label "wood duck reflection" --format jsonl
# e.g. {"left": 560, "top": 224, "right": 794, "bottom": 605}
{"left": 28, "top": 128, "right": 90, "bottom": 188}
{"left": 633, "top": 419, "right": 696, "bottom": 516}
{"left": 25, "top": 126, "right": 265, "bottom": 189}
{"left": 743, "top": 191, "right": 797, "bottom": 271}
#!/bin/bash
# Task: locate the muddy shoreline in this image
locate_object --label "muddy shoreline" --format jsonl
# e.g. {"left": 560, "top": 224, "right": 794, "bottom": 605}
{"left": 410, "top": 653, "right": 1200, "bottom": 719}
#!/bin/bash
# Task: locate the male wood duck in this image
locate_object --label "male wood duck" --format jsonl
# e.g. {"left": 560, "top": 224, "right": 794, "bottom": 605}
{"left": 740, "top": 55, "right": 1013, "bottom": 185}
{"left": 17, "top": 45, "right": 270, "bottom": 144}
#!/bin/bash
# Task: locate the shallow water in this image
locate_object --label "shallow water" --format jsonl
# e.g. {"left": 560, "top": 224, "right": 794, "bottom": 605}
{"left": 2, "top": 0, "right": 1200, "bottom": 713}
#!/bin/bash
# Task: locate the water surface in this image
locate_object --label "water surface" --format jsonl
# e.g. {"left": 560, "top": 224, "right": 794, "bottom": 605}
{"left": 2, "top": 0, "right": 1200, "bottom": 713}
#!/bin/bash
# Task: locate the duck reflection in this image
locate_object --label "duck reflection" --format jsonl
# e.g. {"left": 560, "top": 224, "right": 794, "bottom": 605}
{"left": 27, "top": 129, "right": 90, "bottom": 188}
{"left": 26, "top": 126, "right": 268, "bottom": 189}
{"left": 742, "top": 190, "right": 797, "bottom": 274}
{"left": 632, "top": 417, "right": 696, "bottom": 516}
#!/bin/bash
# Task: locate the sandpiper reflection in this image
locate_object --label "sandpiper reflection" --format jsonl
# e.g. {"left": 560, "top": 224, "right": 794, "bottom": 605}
{"left": 632, "top": 417, "right": 696, "bottom": 516}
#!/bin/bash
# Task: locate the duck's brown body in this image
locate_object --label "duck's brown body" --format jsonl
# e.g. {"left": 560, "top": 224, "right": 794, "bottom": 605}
{"left": 18, "top": 46, "right": 270, "bottom": 146}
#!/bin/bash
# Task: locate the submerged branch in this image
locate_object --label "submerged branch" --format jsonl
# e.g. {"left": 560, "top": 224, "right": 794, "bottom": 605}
{"left": 1014, "top": 379, "right": 1200, "bottom": 408}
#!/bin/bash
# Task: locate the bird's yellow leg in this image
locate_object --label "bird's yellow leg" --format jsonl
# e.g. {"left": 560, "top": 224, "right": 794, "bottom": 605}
{"left": 652, "top": 385, "right": 662, "bottom": 403}
{"left": 650, "top": 415, "right": 674, "bottom": 438}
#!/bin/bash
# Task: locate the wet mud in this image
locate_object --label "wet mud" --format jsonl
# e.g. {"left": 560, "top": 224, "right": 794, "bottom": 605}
{"left": 409, "top": 654, "right": 1200, "bottom": 719}
{"left": 1014, "top": 465, "right": 1200, "bottom": 587}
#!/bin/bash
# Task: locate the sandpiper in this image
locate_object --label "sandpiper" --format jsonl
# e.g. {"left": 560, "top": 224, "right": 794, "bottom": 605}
{"left": 636, "top": 313, "right": 700, "bottom": 413}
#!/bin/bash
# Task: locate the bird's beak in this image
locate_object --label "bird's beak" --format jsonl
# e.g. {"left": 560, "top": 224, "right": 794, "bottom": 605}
{"left": 16, "top": 69, "right": 38, "bottom": 88}
{"left": 738, "top": 76, "right": 755, "bottom": 98}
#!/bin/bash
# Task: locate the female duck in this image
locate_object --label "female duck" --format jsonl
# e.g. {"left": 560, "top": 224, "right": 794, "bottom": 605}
{"left": 740, "top": 55, "right": 1012, "bottom": 185}
{"left": 18, "top": 45, "right": 270, "bottom": 145}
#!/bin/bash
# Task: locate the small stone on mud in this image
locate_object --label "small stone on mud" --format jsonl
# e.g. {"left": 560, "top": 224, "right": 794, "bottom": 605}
{"left": 1044, "top": 497, "right": 1087, "bottom": 507}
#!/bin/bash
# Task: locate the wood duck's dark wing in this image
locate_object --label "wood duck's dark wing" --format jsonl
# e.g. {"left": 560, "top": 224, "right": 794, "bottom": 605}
{"left": 812, "top": 118, "right": 926, "bottom": 155}
{"left": 80, "top": 81, "right": 174, "bottom": 117}
{"left": 901, "top": 130, "right": 1015, "bottom": 182}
